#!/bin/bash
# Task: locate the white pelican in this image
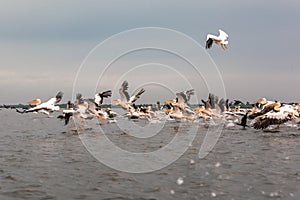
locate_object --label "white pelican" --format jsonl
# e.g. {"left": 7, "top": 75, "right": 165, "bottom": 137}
{"left": 248, "top": 101, "right": 280, "bottom": 119}
{"left": 255, "top": 98, "right": 276, "bottom": 109}
{"left": 94, "top": 90, "right": 112, "bottom": 107}
{"left": 16, "top": 92, "right": 63, "bottom": 115}
{"left": 74, "top": 94, "right": 96, "bottom": 120}
{"left": 112, "top": 80, "right": 145, "bottom": 110}
{"left": 164, "top": 89, "right": 196, "bottom": 121}
{"left": 206, "top": 29, "right": 229, "bottom": 50}
{"left": 175, "top": 89, "right": 195, "bottom": 110}
{"left": 253, "top": 104, "right": 299, "bottom": 129}
{"left": 164, "top": 89, "right": 194, "bottom": 111}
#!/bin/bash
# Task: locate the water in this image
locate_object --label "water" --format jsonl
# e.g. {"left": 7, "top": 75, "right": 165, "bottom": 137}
{"left": 0, "top": 109, "right": 300, "bottom": 199}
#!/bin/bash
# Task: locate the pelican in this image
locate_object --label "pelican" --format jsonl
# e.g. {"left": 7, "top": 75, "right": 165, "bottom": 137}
{"left": 73, "top": 93, "right": 95, "bottom": 121}
{"left": 206, "top": 29, "right": 229, "bottom": 50}
{"left": 16, "top": 92, "right": 63, "bottom": 115}
{"left": 175, "top": 89, "right": 195, "bottom": 109}
{"left": 57, "top": 101, "right": 77, "bottom": 125}
{"left": 164, "top": 89, "right": 196, "bottom": 121}
{"left": 112, "top": 80, "right": 145, "bottom": 110}
{"left": 248, "top": 101, "right": 280, "bottom": 119}
{"left": 164, "top": 89, "right": 194, "bottom": 111}
{"left": 253, "top": 104, "right": 299, "bottom": 129}
{"left": 94, "top": 90, "right": 112, "bottom": 107}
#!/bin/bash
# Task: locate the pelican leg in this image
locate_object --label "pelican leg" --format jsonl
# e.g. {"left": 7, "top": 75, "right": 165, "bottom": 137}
{"left": 221, "top": 44, "right": 227, "bottom": 50}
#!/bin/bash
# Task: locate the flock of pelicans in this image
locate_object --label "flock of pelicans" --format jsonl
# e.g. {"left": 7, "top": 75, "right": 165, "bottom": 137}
{"left": 3, "top": 29, "right": 299, "bottom": 131}
{"left": 7, "top": 80, "right": 300, "bottom": 131}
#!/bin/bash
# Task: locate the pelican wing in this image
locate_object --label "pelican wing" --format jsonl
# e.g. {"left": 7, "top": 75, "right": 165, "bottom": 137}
{"left": 94, "top": 94, "right": 101, "bottom": 106}
{"left": 206, "top": 33, "right": 219, "bottom": 41}
{"left": 208, "top": 93, "right": 216, "bottom": 109}
{"left": 129, "top": 88, "right": 145, "bottom": 103}
{"left": 206, "top": 38, "right": 214, "bottom": 49}
{"left": 100, "top": 90, "right": 112, "bottom": 98}
{"left": 218, "top": 29, "right": 228, "bottom": 40}
{"left": 176, "top": 92, "right": 187, "bottom": 104}
{"left": 95, "top": 90, "right": 112, "bottom": 106}
{"left": 248, "top": 106, "right": 274, "bottom": 119}
{"left": 218, "top": 98, "right": 226, "bottom": 112}
{"left": 119, "top": 81, "right": 130, "bottom": 102}
{"left": 75, "top": 93, "right": 84, "bottom": 105}
{"left": 253, "top": 112, "right": 291, "bottom": 129}
{"left": 185, "top": 89, "right": 195, "bottom": 102}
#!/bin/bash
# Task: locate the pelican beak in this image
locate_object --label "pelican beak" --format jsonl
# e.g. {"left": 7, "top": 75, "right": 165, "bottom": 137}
{"left": 112, "top": 100, "right": 118, "bottom": 105}
{"left": 255, "top": 98, "right": 267, "bottom": 105}
{"left": 165, "top": 99, "right": 176, "bottom": 105}
{"left": 255, "top": 115, "right": 265, "bottom": 119}
{"left": 164, "top": 109, "right": 172, "bottom": 114}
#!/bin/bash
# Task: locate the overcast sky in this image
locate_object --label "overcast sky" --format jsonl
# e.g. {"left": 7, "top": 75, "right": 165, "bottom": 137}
{"left": 1, "top": 0, "right": 299, "bottom": 104}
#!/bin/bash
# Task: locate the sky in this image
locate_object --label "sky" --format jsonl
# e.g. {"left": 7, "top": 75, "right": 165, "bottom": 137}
{"left": 0, "top": 0, "right": 299, "bottom": 104}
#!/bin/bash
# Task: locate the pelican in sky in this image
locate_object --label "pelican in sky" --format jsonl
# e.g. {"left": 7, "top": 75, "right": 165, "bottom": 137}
{"left": 16, "top": 92, "right": 63, "bottom": 115}
{"left": 112, "top": 80, "right": 145, "bottom": 110}
{"left": 206, "top": 29, "right": 229, "bottom": 50}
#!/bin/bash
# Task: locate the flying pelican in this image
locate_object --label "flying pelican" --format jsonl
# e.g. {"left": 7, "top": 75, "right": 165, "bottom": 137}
{"left": 164, "top": 89, "right": 196, "bottom": 121}
{"left": 73, "top": 93, "right": 96, "bottom": 121}
{"left": 112, "top": 80, "right": 145, "bottom": 110}
{"left": 253, "top": 104, "right": 298, "bottom": 129}
{"left": 164, "top": 89, "right": 194, "bottom": 111}
{"left": 57, "top": 101, "right": 78, "bottom": 125}
{"left": 248, "top": 101, "right": 280, "bottom": 119}
{"left": 206, "top": 29, "right": 229, "bottom": 50}
{"left": 16, "top": 92, "right": 63, "bottom": 115}
{"left": 94, "top": 90, "right": 112, "bottom": 107}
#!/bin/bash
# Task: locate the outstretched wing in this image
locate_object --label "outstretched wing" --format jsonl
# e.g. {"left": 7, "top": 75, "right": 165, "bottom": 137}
{"left": 129, "top": 88, "right": 145, "bottom": 103}
{"left": 119, "top": 81, "right": 130, "bottom": 102}
{"left": 248, "top": 106, "right": 274, "bottom": 119}
{"left": 100, "top": 90, "right": 112, "bottom": 98}
{"left": 94, "top": 90, "right": 112, "bottom": 106}
{"left": 208, "top": 93, "right": 216, "bottom": 109}
{"left": 176, "top": 92, "right": 187, "bottom": 104}
{"left": 218, "top": 29, "right": 228, "bottom": 40}
{"left": 206, "top": 38, "right": 214, "bottom": 49}
{"left": 253, "top": 113, "right": 291, "bottom": 129}
{"left": 185, "top": 89, "right": 194, "bottom": 102}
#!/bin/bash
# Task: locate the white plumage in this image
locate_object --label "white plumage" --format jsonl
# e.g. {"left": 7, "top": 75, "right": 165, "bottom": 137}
{"left": 206, "top": 29, "right": 229, "bottom": 50}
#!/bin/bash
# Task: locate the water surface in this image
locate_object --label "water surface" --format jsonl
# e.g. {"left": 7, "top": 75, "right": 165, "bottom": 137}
{"left": 0, "top": 110, "right": 299, "bottom": 199}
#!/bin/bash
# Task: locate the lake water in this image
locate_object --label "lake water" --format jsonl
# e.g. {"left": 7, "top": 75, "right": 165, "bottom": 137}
{"left": 0, "top": 109, "right": 300, "bottom": 199}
